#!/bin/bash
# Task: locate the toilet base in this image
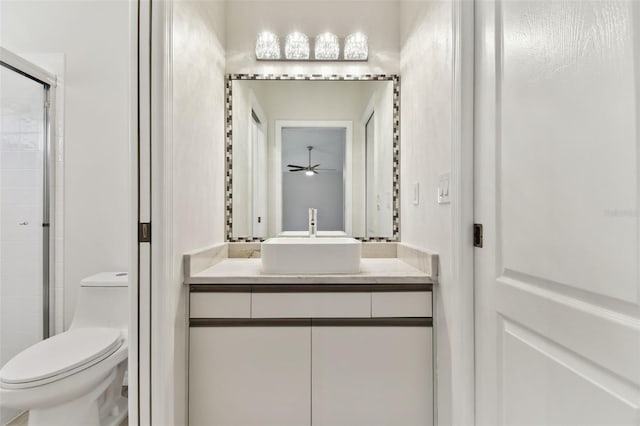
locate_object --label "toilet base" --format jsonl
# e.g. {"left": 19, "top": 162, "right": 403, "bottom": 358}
{"left": 101, "top": 396, "right": 127, "bottom": 426}
{"left": 27, "top": 367, "right": 122, "bottom": 426}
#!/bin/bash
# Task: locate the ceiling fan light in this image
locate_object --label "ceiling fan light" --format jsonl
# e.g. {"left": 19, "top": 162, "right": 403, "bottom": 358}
{"left": 305, "top": 170, "right": 314, "bottom": 176}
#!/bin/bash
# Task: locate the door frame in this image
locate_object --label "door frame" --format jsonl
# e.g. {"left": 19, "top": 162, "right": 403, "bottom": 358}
{"left": 448, "top": 0, "right": 476, "bottom": 424}
{"left": 134, "top": 1, "right": 478, "bottom": 425}
{"left": 131, "top": 0, "right": 160, "bottom": 424}
{"left": 249, "top": 94, "right": 268, "bottom": 237}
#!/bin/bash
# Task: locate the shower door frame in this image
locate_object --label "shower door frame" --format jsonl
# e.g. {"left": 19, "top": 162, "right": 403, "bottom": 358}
{"left": 0, "top": 47, "right": 57, "bottom": 339}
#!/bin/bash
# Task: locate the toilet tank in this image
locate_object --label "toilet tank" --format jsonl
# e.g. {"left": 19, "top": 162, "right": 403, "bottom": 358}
{"left": 70, "top": 272, "right": 129, "bottom": 331}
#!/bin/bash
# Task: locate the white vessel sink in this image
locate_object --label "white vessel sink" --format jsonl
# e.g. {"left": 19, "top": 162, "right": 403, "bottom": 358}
{"left": 261, "top": 237, "right": 361, "bottom": 274}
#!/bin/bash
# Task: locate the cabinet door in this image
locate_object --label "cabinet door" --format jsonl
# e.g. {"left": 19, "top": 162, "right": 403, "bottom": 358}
{"left": 312, "top": 326, "right": 433, "bottom": 426}
{"left": 189, "top": 326, "right": 311, "bottom": 426}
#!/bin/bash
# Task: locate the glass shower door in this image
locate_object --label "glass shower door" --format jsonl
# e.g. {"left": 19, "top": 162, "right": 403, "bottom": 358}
{"left": 0, "top": 63, "right": 49, "bottom": 425}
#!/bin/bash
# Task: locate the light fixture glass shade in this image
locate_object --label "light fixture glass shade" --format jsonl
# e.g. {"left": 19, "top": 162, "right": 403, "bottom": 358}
{"left": 256, "top": 31, "right": 280, "bottom": 60}
{"left": 344, "top": 32, "right": 368, "bottom": 60}
{"left": 285, "top": 32, "right": 310, "bottom": 60}
{"left": 314, "top": 32, "right": 339, "bottom": 60}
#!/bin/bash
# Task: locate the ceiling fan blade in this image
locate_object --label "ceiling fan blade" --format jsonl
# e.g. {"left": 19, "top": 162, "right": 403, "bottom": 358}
{"left": 289, "top": 169, "right": 306, "bottom": 172}
{"left": 313, "top": 170, "right": 319, "bottom": 174}
{"left": 287, "top": 164, "right": 305, "bottom": 168}
{"left": 309, "top": 164, "right": 321, "bottom": 169}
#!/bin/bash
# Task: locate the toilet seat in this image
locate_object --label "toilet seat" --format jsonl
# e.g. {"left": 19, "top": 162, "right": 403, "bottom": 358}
{"left": 0, "top": 328, "right": 123, "bottom": 389}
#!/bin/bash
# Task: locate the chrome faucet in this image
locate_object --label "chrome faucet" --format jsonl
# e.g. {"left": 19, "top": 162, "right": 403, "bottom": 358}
{"left": 308, "top": 208, "right": 317, "bottom": 238}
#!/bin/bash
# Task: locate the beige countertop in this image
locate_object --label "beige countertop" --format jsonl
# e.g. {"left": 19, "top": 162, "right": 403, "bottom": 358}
{"left": 184, "top": 242, "right": 438, "bottom": 285}
{"left": 187, "top": 257, "right": 434, "bottom": 285}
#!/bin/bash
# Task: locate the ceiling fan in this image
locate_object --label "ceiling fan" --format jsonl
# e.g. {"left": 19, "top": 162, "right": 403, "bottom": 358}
{"left": 287, "top": 146, "right": 336, "bottom": 176}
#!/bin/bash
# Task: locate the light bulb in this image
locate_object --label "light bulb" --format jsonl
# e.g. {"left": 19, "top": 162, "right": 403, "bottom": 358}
{"left": 314, "top": 32, "right": 339, "bottom": 60}
{"left": 344, "top": 32, "right": 368, "bottom": 60}
{"left": 305, "top": 170, "right": 314, "bottom": 176}
{"left": 256, "top": 31, "right": 280, "bottom": 60}
{"left": 285, "top": 32, "right": 310, "bottom": 60}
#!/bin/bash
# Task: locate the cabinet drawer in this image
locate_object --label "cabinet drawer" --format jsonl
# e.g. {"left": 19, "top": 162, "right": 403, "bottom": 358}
{"left": 252, "top": 293, "right": 371, "bottom": 318}
{"left": 190, "top": 293, "right": 251, "bottom": 318}
{"left": 371, "top": 291, "right": 432, "bottom": 317}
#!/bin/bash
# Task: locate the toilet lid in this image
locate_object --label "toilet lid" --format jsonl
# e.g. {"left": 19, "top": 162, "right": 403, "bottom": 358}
{"left": 0, "top": 328, "right": 123, "bottom": 385}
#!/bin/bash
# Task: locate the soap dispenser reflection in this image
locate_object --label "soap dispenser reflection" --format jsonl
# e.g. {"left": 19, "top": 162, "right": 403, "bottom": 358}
{"left": 309, "top": 208, "right": 317, "bottom": 238}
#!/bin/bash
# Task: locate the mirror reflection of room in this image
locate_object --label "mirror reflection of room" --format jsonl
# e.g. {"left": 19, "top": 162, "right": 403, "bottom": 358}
{"left": 231, "top": 78, "right": 395, "bottom": 240}
{"left": 282, "top": 130, "right": 345, "bottom": 233}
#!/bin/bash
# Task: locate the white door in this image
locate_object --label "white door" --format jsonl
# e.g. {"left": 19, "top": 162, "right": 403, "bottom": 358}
{"left": 251, "top": 115, "right": 267, "bottom": 238}
{"left": 475, "top": 1, "right": 640, "bottom": 425}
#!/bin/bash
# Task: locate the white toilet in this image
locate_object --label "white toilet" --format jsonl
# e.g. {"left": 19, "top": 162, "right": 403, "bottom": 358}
{"left": 0, "top": 272, "right": 129, "bottom": 426}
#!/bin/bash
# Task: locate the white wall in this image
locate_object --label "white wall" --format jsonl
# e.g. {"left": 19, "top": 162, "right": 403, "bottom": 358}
{"left": 399, "top": 1, "right": 461, "bottom": 425}
{"left": 225, "top": 0, "right": 399, "bottom": 75}
{"left": 1, "top": 1, "right": 131, "bottom": 329}
{"left": 161, "top": 1, "right": 226, "bottom": 425}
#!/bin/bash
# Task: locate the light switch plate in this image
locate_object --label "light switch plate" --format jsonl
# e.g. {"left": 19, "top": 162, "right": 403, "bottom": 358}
{"left": 438, "top": 173, "right": 450, "bottom": 204}
{"left": 412, "top": 182, "right": 419, "bottom": 206}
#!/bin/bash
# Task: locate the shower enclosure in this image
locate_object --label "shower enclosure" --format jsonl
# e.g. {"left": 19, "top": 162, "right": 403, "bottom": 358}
{"left": 0, "top": 48, "right": 55, "bottom": 425}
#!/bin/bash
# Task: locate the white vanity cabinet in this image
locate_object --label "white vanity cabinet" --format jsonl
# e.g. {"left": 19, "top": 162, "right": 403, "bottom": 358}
{"left": 311, "top": 325, "right": 432, "bottom": 426}
{"left": 188, "top": 284, "right": 434, "bottom": 426}
{"left": 189, "top": 324, "right": 311, "bottom": 426}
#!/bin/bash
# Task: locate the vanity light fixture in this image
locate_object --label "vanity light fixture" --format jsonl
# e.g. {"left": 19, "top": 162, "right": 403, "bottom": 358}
{"left": 255, "top": 31, "right": 368, "bottom": 61}
{"left": 314, "top": 32, "right": 340, "bottom": 60}
{"left": 344, "top": 32, "right": 368, "bottom": 60}
{"left": 255, "top": 31, "right": 281, "bottom": 60}
{"left": 285, "top": 32, "right": 310, "bottom": 60}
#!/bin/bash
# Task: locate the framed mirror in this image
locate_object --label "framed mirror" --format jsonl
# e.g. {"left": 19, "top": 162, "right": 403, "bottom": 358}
{"left": 225, "top": 74, "right": 400, "bottom": 242}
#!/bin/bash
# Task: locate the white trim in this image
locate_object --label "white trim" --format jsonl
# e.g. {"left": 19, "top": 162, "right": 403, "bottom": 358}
{"left": 248, "top": 92, "right": 268, "bottom": 237}
{"left": 0, "top": 47, "right": 57, "bottom": 87}
{"left": 136, "top": 0, "right": 153, "bottom": 425}
{"left": 46, "top": 86, "right": 56, "bottom": 337}
{"left": 450, "top": 0, "right": 475, "bottom": 425}
{"left": 274, "top": 120, "right": 353, "bottom": 235}
{"left": 127, "top": 0, "right": 140, "bottom": 423}
{"left": 360, "top": 100, "right": 374, "bottom": 237}
{"left": 150, "top": 0, "right": 174, "bottom": 425}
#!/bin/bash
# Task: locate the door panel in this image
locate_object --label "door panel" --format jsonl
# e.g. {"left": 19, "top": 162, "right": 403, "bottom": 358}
{"left": 501, "top": 319, "right": 639, "bottom": 426}
{"left": 475, "top": 1, "right": 640, "bottom": 425}
{"left": 189, "top": 327, "right": 311, "bottom": 426}
{"left": 500, "top": 1, "right": 637, "bottom": 303}
{"left": 311, "top": 326, "right": 432, "bottom": 426}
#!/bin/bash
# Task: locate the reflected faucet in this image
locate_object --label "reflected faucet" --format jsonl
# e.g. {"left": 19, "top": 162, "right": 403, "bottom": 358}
{"left": 308, "top": 208, "right": 317, "bottom": 238}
